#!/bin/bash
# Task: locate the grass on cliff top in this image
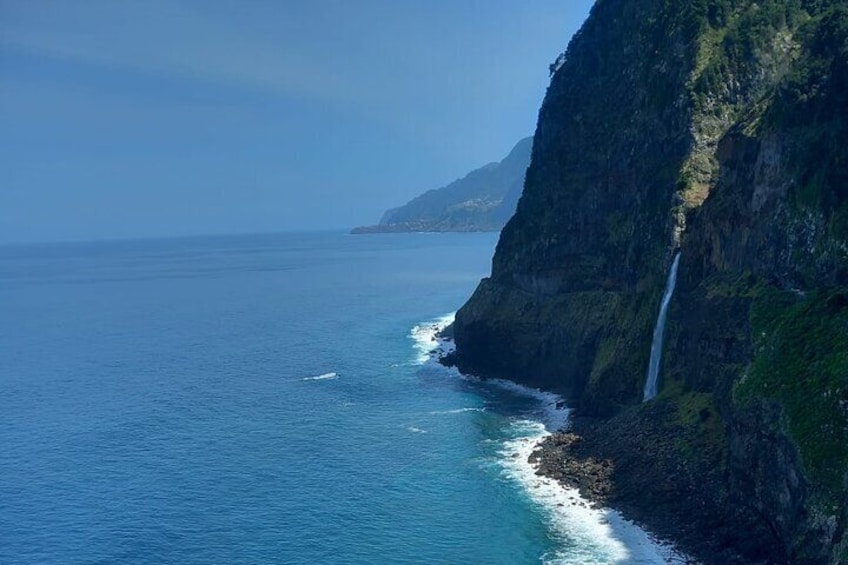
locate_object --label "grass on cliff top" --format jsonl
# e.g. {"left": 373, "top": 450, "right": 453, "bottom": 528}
{"left": 735, "top": 286, "right": 848, "bottom": 504}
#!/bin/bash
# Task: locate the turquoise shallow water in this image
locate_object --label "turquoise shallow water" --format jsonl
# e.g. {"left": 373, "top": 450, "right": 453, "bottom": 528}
{"left": 0, "top": 231, "right": 679, "bottom": 564}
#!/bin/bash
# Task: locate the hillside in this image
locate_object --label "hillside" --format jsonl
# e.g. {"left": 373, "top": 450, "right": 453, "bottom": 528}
{"left": 352, "top": 137, "right": 532, "bottom": 233}
{"left": 449, "top": 1, "right": 848, "bottom": 562}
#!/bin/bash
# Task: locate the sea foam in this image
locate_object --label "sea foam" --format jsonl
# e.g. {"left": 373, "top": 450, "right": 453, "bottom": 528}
{"left": 410, "top": 312, "right": 455, "bottom": 364}
{"left": 412, "top": 313, "right": 689, "bottom": 564}
{"left": 499, "top": 420, "right": 687, "bottom": 564}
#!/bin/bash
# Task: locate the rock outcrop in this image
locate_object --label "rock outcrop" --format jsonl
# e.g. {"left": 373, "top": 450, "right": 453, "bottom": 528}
{"left": 452, "top": 1, "right": 848, "bottom": 562}
{"left": 352, "top": 137, "right": 531, "bottom": 233}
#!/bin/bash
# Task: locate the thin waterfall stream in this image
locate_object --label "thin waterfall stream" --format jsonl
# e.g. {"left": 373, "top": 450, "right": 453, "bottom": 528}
{"left": 643, "top": 252, "right": 681, "bottom": 402}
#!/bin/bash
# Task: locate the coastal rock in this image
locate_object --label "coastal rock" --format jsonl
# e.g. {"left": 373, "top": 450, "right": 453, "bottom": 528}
{"left": 453, "top": 1, "right": 848, "bottom": 562}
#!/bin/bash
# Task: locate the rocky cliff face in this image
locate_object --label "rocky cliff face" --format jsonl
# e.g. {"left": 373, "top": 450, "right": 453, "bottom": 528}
{"left": 452, "top": 1, "right": 848, "bottom": 562}
{"left": 351, "top": 137, "right": 532, "bottom": 234}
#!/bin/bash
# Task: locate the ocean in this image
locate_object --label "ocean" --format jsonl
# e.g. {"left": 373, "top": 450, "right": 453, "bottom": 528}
{"left": 0, "top": 231, "right": 681, "bottom": 564}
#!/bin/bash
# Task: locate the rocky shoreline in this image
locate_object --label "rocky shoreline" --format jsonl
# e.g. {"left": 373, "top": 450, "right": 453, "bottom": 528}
{"left": 439, "top": 325, "right": 792, "bottom": 564}
{"left": 527, "top": 413, "right": 785, "bottom": 565}
{"left": 529, "top": 431, "right": 615, "bottom": 508}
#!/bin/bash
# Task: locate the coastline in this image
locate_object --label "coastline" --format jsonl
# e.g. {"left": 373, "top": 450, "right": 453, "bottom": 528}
{"left": 416, "top": 314, "right": 689, "bottom": 564}
{"left": 526, "top": 406, "right": 790, "bottom": 565}
{"left": 443, "top": 335, "right": 781, "bottom": 565}
{"left": 529, "top": 425, "right": 713, "bottom": 565}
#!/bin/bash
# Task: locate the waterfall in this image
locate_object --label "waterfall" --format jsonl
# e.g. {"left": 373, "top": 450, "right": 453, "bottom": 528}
{"left": 643, "top": 252, "right": 681, "bottom": 402}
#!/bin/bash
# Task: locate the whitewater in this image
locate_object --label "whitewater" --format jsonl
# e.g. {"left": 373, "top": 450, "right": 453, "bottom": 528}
{"left": 411, "top": 313, "right": 688, "bottom": 564}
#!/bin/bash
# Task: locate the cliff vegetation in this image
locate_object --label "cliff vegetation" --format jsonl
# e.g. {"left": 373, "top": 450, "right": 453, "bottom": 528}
{"left": 452, "top": 1, "right": 848, "bottom": 562}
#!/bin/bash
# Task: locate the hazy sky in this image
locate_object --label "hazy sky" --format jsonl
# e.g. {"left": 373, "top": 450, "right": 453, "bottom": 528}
{"left": 0, "top": 0, "right": 594, "bottom": 243}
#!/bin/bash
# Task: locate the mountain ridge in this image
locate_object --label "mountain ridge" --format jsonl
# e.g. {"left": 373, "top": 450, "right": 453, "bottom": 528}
{"left": 352, "top": 137, "right": 532, "bottom": 234}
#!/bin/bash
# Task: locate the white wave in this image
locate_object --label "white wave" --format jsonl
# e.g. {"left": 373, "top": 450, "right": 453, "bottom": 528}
{"left": 409, "top": 312, "right": 688, "bottom": 562}
{"left": 428, "top": 407, "right": 486, "bottom": 415}
{"left": 499, "top": 420, "right": 688, "bottom": 565}
{"left": 409, "top": 312, "right": 456, "bottom": 364}
{"left": 455, "top": 371, "right": 570, "bottom": 432}
{"left": 486, "top": 378, "right": 570, "bottom": 432}
{"left": 302, "top": 372, "right": 338, "bottom": 381}
{"left": 406, "top": 426, "right": 427, "bottom": 434}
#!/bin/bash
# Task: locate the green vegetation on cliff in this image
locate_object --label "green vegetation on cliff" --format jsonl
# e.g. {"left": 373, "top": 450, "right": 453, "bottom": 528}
{"left": 454, "top": 0, "right": 848, "bottom": 562}
{"left": 775, "top": 5, "right": 848, "bottom": 249}
{"left": 738, "top": 287, "right": 848, "bottom": 505}
{"left": 726, "top": 9, "right": 848, "bottom": 519}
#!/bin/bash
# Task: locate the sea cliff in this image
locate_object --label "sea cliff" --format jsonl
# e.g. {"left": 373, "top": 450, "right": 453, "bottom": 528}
{"left": 451, "top": 1, "right": 848, "bottom": 562}
{"left": 352, "top": 137, "right": 532, "bottom": 234}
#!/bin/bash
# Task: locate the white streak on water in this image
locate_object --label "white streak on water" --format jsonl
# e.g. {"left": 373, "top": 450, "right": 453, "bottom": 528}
{"left": 643, "top": 252, "right": 681, "bottom": 402}
{"left": 302, "top": 372, "right": 338, "bottom": 381}
{"left": 428, "top": 407, "right": 486, "bottom": 415}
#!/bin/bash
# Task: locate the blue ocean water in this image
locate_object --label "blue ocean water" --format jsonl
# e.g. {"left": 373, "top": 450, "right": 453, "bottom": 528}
{"left": 0, "top": 232, "right": 680, "bottom": 564}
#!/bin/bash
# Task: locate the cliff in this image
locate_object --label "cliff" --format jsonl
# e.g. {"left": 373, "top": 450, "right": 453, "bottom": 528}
{"left": 351, "top": 137, "right": 532, "bottom": 233}
{"left": 451, "top": 1, "right": 848, "bottom": 562}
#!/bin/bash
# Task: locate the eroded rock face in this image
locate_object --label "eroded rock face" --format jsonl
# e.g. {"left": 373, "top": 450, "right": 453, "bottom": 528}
{"left": 457, "top": 0, "right": 698, "bottom": 416}
{"left": 728, "top": 402, "right": 822, "bottom": 561}
{"left": 453, "top": 1, "right": 848, "bottom": 561}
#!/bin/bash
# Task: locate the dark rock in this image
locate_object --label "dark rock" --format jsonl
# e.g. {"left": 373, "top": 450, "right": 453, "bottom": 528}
{"left": 451, "top": 1, "right": 848, "bottom": 563}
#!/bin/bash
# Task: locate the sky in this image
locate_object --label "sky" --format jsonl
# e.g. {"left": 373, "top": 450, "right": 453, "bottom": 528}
{"left": 0, "top": 0, "right": 594, "bottom": 243}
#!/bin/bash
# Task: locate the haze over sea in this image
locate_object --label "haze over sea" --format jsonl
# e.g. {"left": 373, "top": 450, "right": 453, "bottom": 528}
{"left": 0, "top": 231, "right": 679, "bottom": 564}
